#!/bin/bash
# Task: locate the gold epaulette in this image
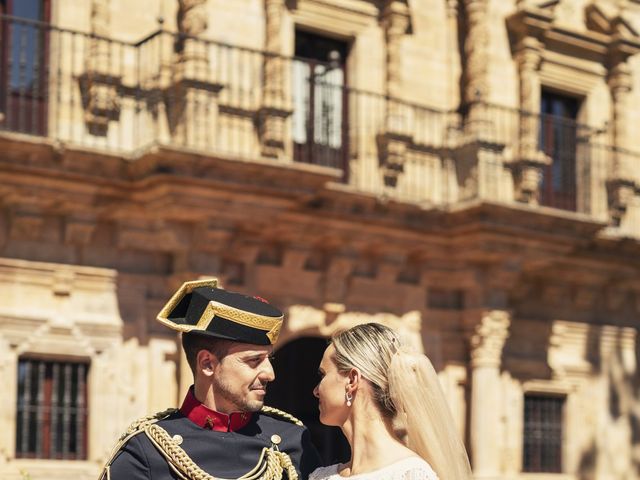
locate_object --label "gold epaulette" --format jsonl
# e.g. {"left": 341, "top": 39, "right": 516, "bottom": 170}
{"left": 98, "top": 408, "right": 178, "bottom": 480}
{"left": 99, "top": 407, "right": 301, "bottom": 480}
{"left": 260, "top": 406, "right": 304, "bottom": 427}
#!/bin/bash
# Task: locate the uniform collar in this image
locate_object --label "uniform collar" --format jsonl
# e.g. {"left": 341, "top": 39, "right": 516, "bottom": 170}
{"left": 179, "top": 387, "right": 253, "bottom": 432}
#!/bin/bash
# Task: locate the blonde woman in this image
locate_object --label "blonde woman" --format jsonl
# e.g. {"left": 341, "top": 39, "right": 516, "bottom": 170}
{"left": 310, "top": 323, "right": 471, "bottom": 480}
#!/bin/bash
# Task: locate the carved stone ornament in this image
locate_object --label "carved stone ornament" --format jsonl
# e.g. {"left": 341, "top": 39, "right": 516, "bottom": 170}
{"left": 378, "top": 132, "right": 412, "bottom": 188}
{"left": 178, "top": 0, "right": 208, "bottom": 37}
{"left": 607, "top": 179, "right": 637, "bottom": 227}
{"left": 258, "top": 107, "right": 292, "bottom": 159}
{"left": 513, "top": 159, "right": 550, "bottom": 205}
{"left": 468, "top": 310, "right": 511, "bottom": 368}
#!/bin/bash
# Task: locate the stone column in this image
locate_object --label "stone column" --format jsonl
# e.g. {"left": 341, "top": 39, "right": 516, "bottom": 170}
{"left": 463, "top": 0, "right": 490, "bottom": 134}
{"left": 512, "top": 36, "right": 550, "bottom": 205}
{"left": 467, "top": 310, "right": 510, "bottom": 478}
{"left": 380, "top": 0, "right": 411, "bottom": 187}
{"left": 258, "top": 0, "right": 292, "bottom": 159}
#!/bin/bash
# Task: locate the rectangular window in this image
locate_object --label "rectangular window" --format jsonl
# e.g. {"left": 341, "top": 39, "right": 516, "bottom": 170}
{"left": 427, "top": 288, "right": 465, "bottom": 310}
{"left": 539, "top": 91, "right": 580, "bottom": 211}
{"left": 292, "top": 30, "right": 349, "bottom": 170}
{"left": 523, "top": 394, "right": 564, "bottom": 473}
{"left": 0, "top": 0, "right": 50, "bottom": 135}
{"left": 16, "top": 358, "right": 89, "bottom": 460}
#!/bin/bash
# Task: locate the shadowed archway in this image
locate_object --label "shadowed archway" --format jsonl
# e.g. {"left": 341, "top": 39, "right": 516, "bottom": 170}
{"left": 266, "top": 336, "right": 350, "bottom": 466}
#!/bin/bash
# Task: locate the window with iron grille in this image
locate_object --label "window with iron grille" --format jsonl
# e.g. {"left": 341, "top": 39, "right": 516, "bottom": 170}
{"left": 16, "top": 358, "right": 89, "bottom": 459}
{"left": 523, "top": 394, "right": 564, "bottom": 473}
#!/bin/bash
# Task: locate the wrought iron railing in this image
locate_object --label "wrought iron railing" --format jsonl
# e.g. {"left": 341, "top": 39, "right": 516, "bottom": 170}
{"left": 1, "top": 14, "right": 638, "bottom": 216}
{"left": 475, "top": 103, "right": 613, "bottom": 212}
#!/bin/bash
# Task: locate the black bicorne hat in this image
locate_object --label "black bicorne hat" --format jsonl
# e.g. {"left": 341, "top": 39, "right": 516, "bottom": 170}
{"left": 157, "top": 279, "right": 283, "bottom": 345}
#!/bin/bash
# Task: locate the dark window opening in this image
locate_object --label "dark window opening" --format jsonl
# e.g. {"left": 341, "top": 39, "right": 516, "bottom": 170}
{"left": 16, "top": 358, "right": 89, "bottom": 460}
{"left": 427, "top": 288, "right": 465, "bottom": 310}
{"left": 265, "top": 337, "right": 350, "bottom": 465}
{"left": 0, "top": 0, "right": 50, "bottom": 135}
{"left": 293, "top": 30, "right": 349, "bottom": 172}
{"left": 539, "top": 91, "right": 580, "bottom": 211}
{"left": 523, "top": 394, "right": 564, "bottom": 473}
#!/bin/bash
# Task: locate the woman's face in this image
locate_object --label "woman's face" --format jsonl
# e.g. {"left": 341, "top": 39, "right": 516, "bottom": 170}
{"left": 313, "top": 344, "right": 351, "bottom": 427}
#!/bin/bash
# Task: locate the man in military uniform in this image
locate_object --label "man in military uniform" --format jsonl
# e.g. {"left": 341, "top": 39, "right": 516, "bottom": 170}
{"left": 99, "top": 279, "right": 322, "bottom": 480}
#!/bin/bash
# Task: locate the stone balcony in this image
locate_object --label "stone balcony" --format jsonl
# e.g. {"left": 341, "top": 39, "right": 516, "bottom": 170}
{"left": 1, "top": 13, "right": 639, "bottom": 235}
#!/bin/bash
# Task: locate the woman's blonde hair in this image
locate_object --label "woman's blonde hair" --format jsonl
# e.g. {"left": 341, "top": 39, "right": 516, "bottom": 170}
{"left": 331, "top": 323, "right": 472, "bottom": 480}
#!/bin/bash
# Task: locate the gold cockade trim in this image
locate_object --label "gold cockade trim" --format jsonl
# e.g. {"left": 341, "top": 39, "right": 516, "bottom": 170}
{"left": 196, "top": 301, "right": 283, "bottom": 344}
{"left": 157, "top": 279, "right": 219, "bottom": 331}
{"left": 156, "top": 279, "right": 283, "bottom": 344}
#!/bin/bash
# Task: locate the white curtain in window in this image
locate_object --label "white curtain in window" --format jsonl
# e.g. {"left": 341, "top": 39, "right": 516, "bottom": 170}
{"left": 292, "top": 60, "right": 343, "bottom": 148}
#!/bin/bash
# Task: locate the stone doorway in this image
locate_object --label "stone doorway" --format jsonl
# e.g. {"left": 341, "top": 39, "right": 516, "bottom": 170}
{"left": 265, "top": 336, "right": 350, "bottom": 465}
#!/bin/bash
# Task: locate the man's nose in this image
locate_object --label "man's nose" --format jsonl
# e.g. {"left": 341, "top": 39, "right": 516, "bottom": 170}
{"left": 312, "top": 384, "right": 319, "bottom": 398}
{"left": 259, "top": 358, "right": 275, "bottom": 382}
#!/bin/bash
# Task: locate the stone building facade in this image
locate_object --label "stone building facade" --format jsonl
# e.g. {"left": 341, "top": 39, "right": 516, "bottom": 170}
{"left": 1, "top": 0, "right": 640, "bottom": 478}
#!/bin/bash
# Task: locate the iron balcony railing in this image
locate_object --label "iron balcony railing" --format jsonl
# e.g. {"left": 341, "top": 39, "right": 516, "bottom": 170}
{"left": 1, "top": 14, "right": 638, "bottom": 215}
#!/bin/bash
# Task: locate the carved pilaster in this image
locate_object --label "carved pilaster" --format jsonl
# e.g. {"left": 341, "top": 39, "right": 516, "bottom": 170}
{"left": 512, "top": 36, "right": 550, "bottom": 205}
{"left": 380, "top": 1, "right": 411, "bottom": 187}
{"left": 516, "top": 37, "right": 542, "bottom": 156}
{"left": 608, "top": 61, "right": 632, "bottom": 177}
{"left": 468, "top": 309, "right": 511, "bottom": 368}
{"left": 463, "top": 0, "right": 490, "bottom": 130}
{"left": 169, "top": 0, "right": 222, "bottom": 148}
{"left": 604, "top": 17, "right": 640, "bottom": 226}
{"left": 264, "top": 0, "right": 284, "bottom": 99}
{"left": 259, "top": 0, "right": 292, "bottom": 159}
{"left": 382, "top": 1, "right": 410, "bottom": 102}
{"left": 90, "top": 0, "right": 110, "bottom": 57}
{"left": 446, "top": 0, "right": 459, "bottom": 18}
{"left": 176, "top": 0, "right": 209, "bottom": 79}
{"left": 466, "top": 309, "right": 510, "bottom": 476}
{"left": 82, "top": 0, "right": 121, "bottom": 135}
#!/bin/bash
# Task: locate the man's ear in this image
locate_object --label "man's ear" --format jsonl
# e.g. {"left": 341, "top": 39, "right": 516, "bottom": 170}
{"left": 197, "top": 349, "right": 217, "bottom": 377}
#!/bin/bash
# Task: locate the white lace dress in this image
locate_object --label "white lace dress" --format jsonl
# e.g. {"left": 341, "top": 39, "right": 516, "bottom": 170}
{"left": 308, "top": 457, "right": 439, "bottom": 480}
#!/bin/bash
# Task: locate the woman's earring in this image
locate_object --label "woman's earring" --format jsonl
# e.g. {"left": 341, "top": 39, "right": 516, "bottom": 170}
{"left": 345, "top": 391, "right": 353, "bottom": 407}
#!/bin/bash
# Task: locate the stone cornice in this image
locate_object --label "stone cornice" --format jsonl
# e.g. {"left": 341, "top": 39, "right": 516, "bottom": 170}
{"left": 2, "top": 136, "right": 638, "bottom": 272}
{"left": 507, "top": 4, "right": 640, "bottom": 65}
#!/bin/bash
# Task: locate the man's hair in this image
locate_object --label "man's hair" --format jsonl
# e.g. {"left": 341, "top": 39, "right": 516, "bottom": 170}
{"left": 181, "top": 333, "right": 232, "bottom": 375}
